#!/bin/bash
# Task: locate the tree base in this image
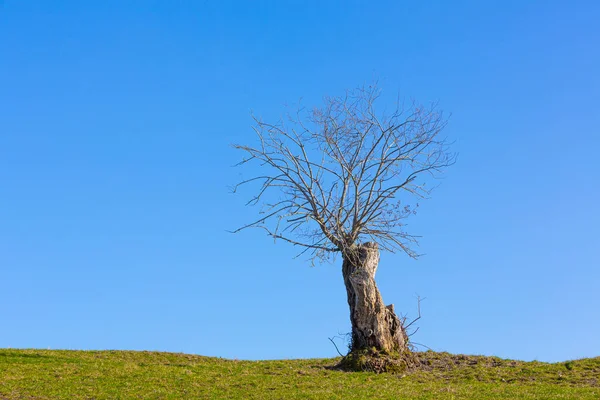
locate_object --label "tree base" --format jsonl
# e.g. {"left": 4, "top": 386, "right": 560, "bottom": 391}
{"left": 337, "top": 348, "right": 418, "bottom": 373}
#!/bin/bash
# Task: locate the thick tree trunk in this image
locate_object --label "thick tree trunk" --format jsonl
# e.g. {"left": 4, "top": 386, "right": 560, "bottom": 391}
{"left": 342, "top": 242, "right": 409, "bottom": 354}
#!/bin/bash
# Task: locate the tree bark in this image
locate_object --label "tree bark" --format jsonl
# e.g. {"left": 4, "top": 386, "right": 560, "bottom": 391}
{"left": 342, "top": 242, "right": 409, "bottom": 353}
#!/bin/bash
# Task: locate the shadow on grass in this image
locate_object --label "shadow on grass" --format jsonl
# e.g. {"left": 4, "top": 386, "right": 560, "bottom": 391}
{"left": 0, "top": 352, "right": 49, "bottom": 359}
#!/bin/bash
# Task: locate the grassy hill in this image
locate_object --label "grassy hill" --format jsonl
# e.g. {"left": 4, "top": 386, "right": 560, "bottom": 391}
{"left": 0, "top": 349, "right": 598, "bottom": 399}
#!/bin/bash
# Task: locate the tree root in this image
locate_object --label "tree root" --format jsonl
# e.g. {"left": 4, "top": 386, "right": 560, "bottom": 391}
{"left": 337, "top": 347, "right": 419, "bottom": 373}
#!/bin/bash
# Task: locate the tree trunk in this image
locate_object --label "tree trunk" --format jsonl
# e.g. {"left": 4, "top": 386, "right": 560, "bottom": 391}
{"left": 342, "top": 242, "right": 409, "bottom": 354}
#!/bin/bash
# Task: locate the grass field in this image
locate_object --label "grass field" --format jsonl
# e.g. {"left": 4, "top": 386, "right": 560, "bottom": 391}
{"left": 0, "top": 349, "right": 598, "bottom": 399}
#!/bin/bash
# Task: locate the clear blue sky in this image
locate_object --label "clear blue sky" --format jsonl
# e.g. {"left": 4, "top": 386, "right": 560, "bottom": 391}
{"left": 1, "top": 0, "right": 599, "bottom": 362}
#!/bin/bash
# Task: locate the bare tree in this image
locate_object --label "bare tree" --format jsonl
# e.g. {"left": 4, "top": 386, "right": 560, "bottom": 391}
{"left": 233, "top": 84, "right": 454, "bottom": 356}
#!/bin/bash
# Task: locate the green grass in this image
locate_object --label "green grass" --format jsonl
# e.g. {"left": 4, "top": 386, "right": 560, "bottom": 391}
{"left": 0, "top": 349, "right": 598, "bottom": 399}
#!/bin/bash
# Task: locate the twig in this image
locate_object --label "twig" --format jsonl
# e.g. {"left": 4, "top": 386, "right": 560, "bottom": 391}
{"left": 410, "top": 341, "right": 434, "bottom": 351}
{"left": 328, "top": 337, "right": 344, "bottom": 357}
{"left": 405, "top": 295, "right": 425, "bottom": 330}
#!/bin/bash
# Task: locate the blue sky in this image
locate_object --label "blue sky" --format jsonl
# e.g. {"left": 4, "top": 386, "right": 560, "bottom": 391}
{"left": 1, "top": 0, "right": 599, "bottom": 362}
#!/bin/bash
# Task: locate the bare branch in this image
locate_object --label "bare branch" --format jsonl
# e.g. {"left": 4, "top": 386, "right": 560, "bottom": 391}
{"left": 328, "top": 337, "right": 345, "bottom": 357}
{"left": 232, "top": 83, "right": 455, "bottom": 261}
